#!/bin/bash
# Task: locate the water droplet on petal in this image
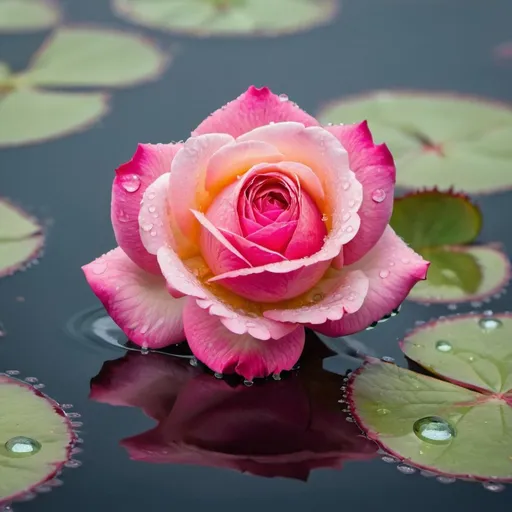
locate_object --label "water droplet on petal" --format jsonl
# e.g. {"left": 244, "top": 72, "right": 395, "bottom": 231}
{"left": 397, "top": 464, "right": 416, "bottom": 475}
{"left": 478, "top": 317, "right": 503, "bottom": 331}
{"left": 345, "top": 416, "right": 354, "bottom": 422}
{"left": 342, "top": 181, "right": 351, "bottom": 191}
{"left": 272, "top": 373, "right": 281, "bottom": 381}
{"left": 243, "top": 379, "right": 254, "bottom": 387}
{"left": 321, "top": 213, "right": 328, "bottom": 222}
{"left": 379, "top": 269, "right": 390, "bottom": 279}
{"left": 189, "top": 357, "right": 198, "bottom": 367}
{"left": 214, "top": 372, "right": 223, "bottom": 379}
{"left": 346, "top": 226, "right": 354, "bottom": 233}
{"left": 140, "top": 345, "right": 149, "bottom": 355}
{"left": 150, "top": 230, "right": 157, "bottom": 237}
{"left": 381, "top": 455, "right": 398, "bottom": 464}
{"left": 4, "top": 436, "right": 41, "bottom": 457}
{"left": 279, "top": 94, "right": 289, "bottom": 102}
{"left": 120, "top": 174, "right": 141, "bottom": 193}
{"left": 483, "top": 482, "right": 505, "bottom": 492}
{"left": 91, "top": 261, "right": 107, "bottom": 275}
{"left": 413, "top": 416, "right": 456, "bottom": 444}
{"left": 348, "top": 199, "right": 356, "bottom": 208}
{"left": 148, "top": 206, "right": 156, "bottom": 213}
{"left": 313, "top": 293, "right": 324, "bottom": 302}
{"left": 141, "top": 223, "right": 153, "bottom": 232}
{"left": 435, "top": 340, "right": 453, "bottom": 352}
{"left": 342, "top": 212, "right": 351, "bottom": 222}
{"left": 371, "top": 189, "right": 387, "bottom": 203}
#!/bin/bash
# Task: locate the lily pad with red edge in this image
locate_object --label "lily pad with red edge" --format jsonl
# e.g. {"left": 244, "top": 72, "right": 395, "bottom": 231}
{"left": 390, "top": 189, "right": 510, "bottom": 304}
{"left": 347, "top": 313, "right": 512, "bottom": 483}
{"left": 111, "top": 0, "right": 339, "bottom": 37}
{"left": 0, "top": 374, "right": 76, "bottom": 504}
{"left": 0, "top": 199, "right": 44, "bottom": 278}
{"left": 0, "top": 27, "right": 169, "bottom": 147}
{"left": 317, "top": 91, "right": 512, "bottom": 195}
{"left": 0, "top": 0, "right": 60, "bottom": 33}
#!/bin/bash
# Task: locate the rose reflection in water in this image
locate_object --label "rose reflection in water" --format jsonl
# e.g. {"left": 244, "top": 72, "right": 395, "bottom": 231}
{"left": 89, "top": 335, "right": 377, "bottom": 480}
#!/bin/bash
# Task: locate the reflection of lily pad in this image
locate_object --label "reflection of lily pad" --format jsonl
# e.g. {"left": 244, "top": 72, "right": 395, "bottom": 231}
{"left": 348, "top": 313, "right": 512, "bottom": 482}
{"left": 0, "top": 375, "right": 75, "bottom": 504}
{"left": 0, "top": 27, "right": 168, "bottom": 147}
{"left": 390, "top": 190, "right": 510, "bottom": 304}
{"left": 318, "top": 91, "right": 512, "bottom": 194}
{"left": 111, "top": 0, "right": 339, "bottom": 37}
{"left": 0, "top": 0, "right": 60, "bottom": 33}
{"left": 0, "top": 199, "right": 44, "bottom": 278}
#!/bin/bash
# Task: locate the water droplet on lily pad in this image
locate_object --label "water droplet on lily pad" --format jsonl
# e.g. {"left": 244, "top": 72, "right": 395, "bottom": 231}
{"left": 478, "top": 317, "right": 502, "bottom": 331}
{"left": 4, "top": 437, "right": 41, "bottom": 457}
{"left": 435, "top": 340, "right": 453, "bottom": 352}
{"left": 413, "top": 416, "right": 456, "bottom": 444}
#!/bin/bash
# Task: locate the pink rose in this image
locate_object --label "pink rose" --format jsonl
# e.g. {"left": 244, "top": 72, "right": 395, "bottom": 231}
{"left": 90, "top": 339, "right": 377, "bottom": 480}
{"left": 83, "top": 86, "right": 428, "bottom": 380}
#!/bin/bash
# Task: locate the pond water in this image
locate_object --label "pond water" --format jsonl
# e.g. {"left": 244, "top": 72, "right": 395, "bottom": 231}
{"left": 1, "top": 0, "right": 512, "bottom": 510}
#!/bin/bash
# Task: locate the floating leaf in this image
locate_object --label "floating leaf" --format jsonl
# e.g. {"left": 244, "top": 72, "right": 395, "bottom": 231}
{"left": 0, "top": 89, "right": 108, "bottom": 148}
{"left": 24, "top": 28, "right": 168, "bottom": 87}
{"left": 408, "top": 246, "right": 510, "bottom": 304}
{"left": 0, "top": 0, "right": 60, "bottom": 33}
{"left": 0, "top": 199, "right": 44, "bottom": 277}
{"left": 0, "top": 374, "right": 75, "bottom": 504}
{"left": 318, "top": 91, "right": 512, "bottom": 195}
{"left": 348, "top": 359, "right": 512, "bottom": 482}
{"left": 391, "top": 190, "right": 482, "bottom": 248}
{"left": 111, "top": 0, "right": 339, "bottom": 37}
{"left": 401, "top": 313, "right": 512, "bottom": 393}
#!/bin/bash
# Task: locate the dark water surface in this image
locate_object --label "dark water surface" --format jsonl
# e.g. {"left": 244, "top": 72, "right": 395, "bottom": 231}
{"left": 1, "top": 0, "right": 512, "bottom": 510}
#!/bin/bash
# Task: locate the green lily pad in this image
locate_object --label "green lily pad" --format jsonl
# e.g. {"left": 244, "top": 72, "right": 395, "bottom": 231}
{"left": 401, "top": 313, "right": 512, "bottom": 393}
{"left": 0, "top": 199, "right": 44, "bottom": 277}
{"left": 0, "top": 374, "right": 75, "bottom": 503}
{"left": 111, "top": 0, "right": 339, "bottom": 37}
{"left": 390, "top": 190, "right": 482, "bottom": 248}
{"left": 24, "top": 28, "right": 168, "bottom": 87}
{"left": 408, "top": 246, "right": 510, "bottom": 304}
{"left": 317, "top": 91, "right": 512, "bottom": 195}
{"left": 0, "top": 0, "right": 60, "bottom": 33}
{"left": 0, "top": 89, "right": 108, "bottom": 148}
{"left": 348, "top": 359, "right": 512, "bottom": 482}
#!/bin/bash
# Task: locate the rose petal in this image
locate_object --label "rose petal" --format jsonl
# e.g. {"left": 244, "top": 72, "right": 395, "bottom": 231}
{"left": 183, "top": 299, "right": 305, "bottom": 380}
{"left": 264, "top": 269, "right": 368, "bottom": 325}
{"left": 168, "top": 133, "right": 234, "bottom": 256}
{"left": 327, "top": 122, "right": 396, "bottom": 265}
{"left": 112, "top": 143, "right": 182, "bottom": 274}
{"left": 157, "top": 246, "right": 296, "bottom": 340}
{"left": 313, "top": 227, "right": 429, "bottom": 337}
{"left": 83, "top": 247, "right": 186, "bottom": 349}
{"left": 193, "top": 86, "right": 319, "bottom": 138}
{"left": 246, "top": 221, "right": 297, "bottom": 254}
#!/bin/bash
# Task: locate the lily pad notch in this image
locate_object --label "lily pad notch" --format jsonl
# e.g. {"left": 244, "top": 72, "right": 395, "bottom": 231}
{"left": 0, "top": 26, "right": 169, "bottom": 147}
{"left": 0, "top": 199, "right": 44, "bottom": 278}
{"left": 347, "top": 313, "right": 512, "bottom": 485}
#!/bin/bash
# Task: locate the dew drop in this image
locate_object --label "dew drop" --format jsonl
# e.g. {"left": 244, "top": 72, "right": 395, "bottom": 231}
{"left": 189, "top": 357, "right": 198, "bottom": 367}
{"left": 345, "top": 416, "right": 354, "bottom": 422}
{"left": 436, "top": 476, "right": 456, "bottom": 484}
{"left": 243, "top": 379, "right": 254, "bottom": 387}
{"left": 483, "top": 482, "right": 505, "bottom": 493}
{"left": 342, "top": 181, "right": 351, "bottom": 191}
{"left": 447, "top": 303, "right": 458, "bottom": 311}
{"left": 272, "top": 373, "right": 281, "bottom": 381}
{"left": 4, "top": 436, "right": 41, "bottom": 457}
{"left": 381, "top": 356, "right": 395, "bottom": 363}
{"left": 376, "top": 408, "right": 391, "bottom": 416}
{"left": 65, "top": 459, "right": 82, "bottom": 469}
{"left": 150, "top": 230, "right": 157, "bottom": 237}
{"left": 120, "top": 174, "right": 141, "bottom": 193}
{"left": 91, "top": 261, "right": 107, "bottom": 275}
{"left": 478, "top": 317, "right": 503, "bottom": 331}
{"left": 321, "top": 213, "right": 328, "bottom": 222}
{"left": 413, "top": 416, "right": 456, "bottom": 444}
{"left": 214, "top": 372, "right": 223, "bottom": 379}
{"left": 313, "top": 293, "right": 324, "bottom": 302}
{"left": 346, "top": 226, "right": 354, "bottom": 233}
{"left": 342, "top": 212, "right": 351, "bottom": 222}
{"left": 279, "top": 94, "right": 289, "bottom": 102}
{"left": 348, "top": 199, "right": 356, "bottom": 208}
{"left": 379, "top": 269, "right": 390, "bottom": 279}
{"left": 397, "top": 464, "right": 416, "bottom": 475}
{"left": 141, "top": 223, "right": 153, "bottom": 232}
{"left": 382, "top": 455, "right": 398, "bottom": 464}
{"left": 435, "top": 340, "right": 453, "bottom": 353}
{"left": 141, "top": 346, "right": 149, "bottom": 355}
{"left": 371, "top": 189, "right": 387, "bottom": 203}
{"left": 148, "top": 206, "right": 156, "bottom": 213}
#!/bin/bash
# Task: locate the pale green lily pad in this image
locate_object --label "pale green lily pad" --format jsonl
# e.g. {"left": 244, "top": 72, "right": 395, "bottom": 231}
{"left": 0, "top": 0, "right": 60, "bottom": 33}
{"left": 24, "top": 28, "right": 168, "bottom": 87}
{"left": 348, "top": 360, "right": 512, "bottom": 481}
{"left": 0, "top": 199, "right": 44, "bottom": 277}
{"left": 318, "top": 91, "right": 512, "bottom": 194}
{"left": 111, "top": 0, "right": 339, "bottom": 37}
{"left": 0, "top": 375, "right": 74, "bottom": 503}
{"left": 401, "top": 313, "right": 512, "bottom": 393}
{"left": 0, "top": 89, "right": 108, "bottom": 148}
{"left": 408, "top": 246, "right": 510, "bottom": 304}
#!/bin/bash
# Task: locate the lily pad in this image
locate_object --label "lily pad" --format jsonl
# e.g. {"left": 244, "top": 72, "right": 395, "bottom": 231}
{"left": 390, "top": 190, "right": 510, "bottom": 304}
{"left": 0, "top": 0, "right": 60, "bottom": 33}
{"left": 0, "top": 374, "right": 75, "bottom": 504}
{"left": 0, "top": 27, "right": 168, "bottom": 147}
{"left": 349, "top": 313, "right": 512, "bottom": 481}
{"left": 318, "top": 91, "right": 512, "bottom": 194}
{"left": 111, "top": 0, "right": 339, "bottom": 37}
{"left": 0, "top": 199, "right": 44, "bottom": 277}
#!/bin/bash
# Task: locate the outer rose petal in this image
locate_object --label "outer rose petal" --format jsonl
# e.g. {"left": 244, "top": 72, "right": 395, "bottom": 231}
{"left": 264, "top": 270, "right": 369, "bottom": 325}
{"left": 193, "top": 86, "right": 319, "bottom": 138}
{"left": 112, "top": 143, "right": 182, "bottom": 274}
{"left": 183, "top": 299, "right": 305, "bottom": 380}
{"left": 313, "top": 227, "right": 429, "bottom": 337}
{"left": 157, "top": 246, "right": 296, "bottom": 340}
{"left": 327, "top": 122, "right": 395, "bottom": 266}
{"left": 82, "top": 247, "right": 186, "bottom": 349}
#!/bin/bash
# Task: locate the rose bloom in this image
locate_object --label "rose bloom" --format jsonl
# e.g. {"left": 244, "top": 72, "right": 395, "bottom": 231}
{"left": 83, "top": 86, "right": 428, "bottom": 380}
{"left": 90, "top": 339, "right": 377, "bottom": 480}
